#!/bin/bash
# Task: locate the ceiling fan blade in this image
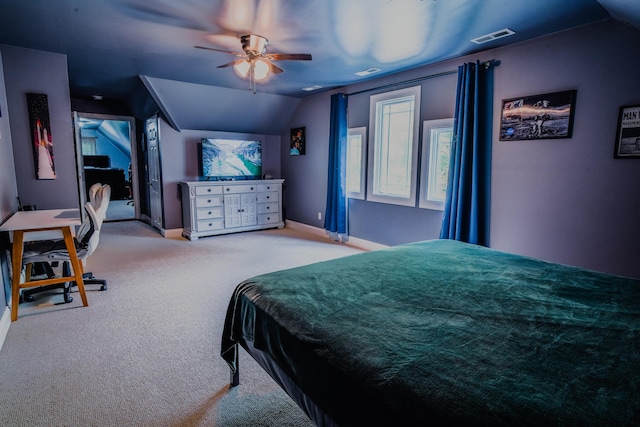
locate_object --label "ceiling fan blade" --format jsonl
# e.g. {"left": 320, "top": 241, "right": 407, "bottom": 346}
{"left": 263, "top": 53, "right": 312, "bottom": 61}
{"left": 266, "top": 61, "right": 285, "bottom": 74}
{"left": 217, "top": 59, "right": 248, "bottom": 69}
{"left": 194, "top": 45, "right": 245, "bottom": 57}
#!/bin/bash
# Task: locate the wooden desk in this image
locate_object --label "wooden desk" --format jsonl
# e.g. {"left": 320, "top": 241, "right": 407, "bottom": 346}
{"left": 0, "top": 209, "right": 88, "bottom": 321}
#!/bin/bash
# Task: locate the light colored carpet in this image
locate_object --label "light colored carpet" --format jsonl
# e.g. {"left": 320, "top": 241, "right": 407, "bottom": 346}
{"left": 105, "top": 199, "right": 135, "bottom": 221}
{"left": 0, "top": 221, "right": 363, "bottom": 426}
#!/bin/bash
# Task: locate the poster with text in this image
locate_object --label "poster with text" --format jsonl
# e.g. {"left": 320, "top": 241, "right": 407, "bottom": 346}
{"left": 614, "top": 105, "right": 640, "bottom": 158}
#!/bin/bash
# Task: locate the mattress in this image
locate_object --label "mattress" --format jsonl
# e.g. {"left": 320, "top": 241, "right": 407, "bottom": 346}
{"left": 221, "top": 239, "right": 640, "bottom": 425}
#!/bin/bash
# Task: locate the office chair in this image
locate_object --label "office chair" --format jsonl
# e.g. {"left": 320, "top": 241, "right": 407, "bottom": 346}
{"left": 21, "top": 184, "right": 111, "bottom": 304}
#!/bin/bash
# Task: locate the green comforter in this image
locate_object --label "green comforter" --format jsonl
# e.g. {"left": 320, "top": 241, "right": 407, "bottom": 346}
{"left": 221, "top": 239, "right": 640, "bottom": 426}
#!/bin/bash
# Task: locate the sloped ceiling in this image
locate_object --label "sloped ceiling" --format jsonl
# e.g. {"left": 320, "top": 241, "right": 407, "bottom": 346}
{"left": 140, "top": 76, "right": 300, "bottom": 134}
{"left": 598, "top": 0, "right": 640, "bottom": 28}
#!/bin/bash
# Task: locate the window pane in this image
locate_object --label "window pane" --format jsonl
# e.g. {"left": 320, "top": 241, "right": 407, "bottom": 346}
{"left": 367, "top": 86, "right": 421, "bottom": 207}
{"left": 419, "top": 118, "right": 453, "bottom": 211}
{"left": 427, "top": 127, "right": 452, "bottom": 203}
{"left": 346, "top": 134, "right": 362, "bottom": 193}
{"left": 374, "top": 96, "right": 414, "bottom": 198}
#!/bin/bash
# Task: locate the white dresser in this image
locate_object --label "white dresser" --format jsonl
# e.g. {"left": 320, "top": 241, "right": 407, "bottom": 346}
{"left": 180, "top": 179, "right": 284, "bottom": 240}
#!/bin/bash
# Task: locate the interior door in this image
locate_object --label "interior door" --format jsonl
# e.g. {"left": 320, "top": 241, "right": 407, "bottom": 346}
{"left": 146, "top": 115, "right": 163, "bottom": 231}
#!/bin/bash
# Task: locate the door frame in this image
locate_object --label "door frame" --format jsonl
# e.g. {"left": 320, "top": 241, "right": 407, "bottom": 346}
{"left": 73, "top": 112, "right": 140, "bottom": 220}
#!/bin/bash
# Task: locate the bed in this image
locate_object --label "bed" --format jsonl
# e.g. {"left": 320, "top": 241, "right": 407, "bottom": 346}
{"left": 221, "top": 239, "right": 640, "bottom": 426}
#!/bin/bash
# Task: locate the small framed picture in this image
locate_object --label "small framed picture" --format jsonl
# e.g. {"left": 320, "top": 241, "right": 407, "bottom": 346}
{"left": 499, "top": 90, "right": 577, "bottom": 141}
{"left": 614, "top": 105, "right": 640, "bottom": 159}
{"left": 290, "top": 127, "right": 305, "bottom": 156}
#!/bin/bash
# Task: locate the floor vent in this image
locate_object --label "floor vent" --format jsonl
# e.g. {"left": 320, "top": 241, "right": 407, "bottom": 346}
{"left": 471, "top": 28, "right": 515, "bottom": 44}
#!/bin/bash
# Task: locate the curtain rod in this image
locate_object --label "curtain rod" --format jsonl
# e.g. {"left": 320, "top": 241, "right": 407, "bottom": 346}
{"left": 346, "top": 59, "right": 498, "bottom": 97}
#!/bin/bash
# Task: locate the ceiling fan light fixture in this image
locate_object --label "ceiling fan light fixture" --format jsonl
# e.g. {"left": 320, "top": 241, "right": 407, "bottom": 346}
{"left": 233, "top": 59, "right": 270, "bottom": 81}
{"left": 241, "top": 34, "right": 268, "bottom": 56}
{"left": 253, "top": 59, "right": 270, "bottom": 81}
{"left": 233, "top": 60, "right": 251, "bottom": 78}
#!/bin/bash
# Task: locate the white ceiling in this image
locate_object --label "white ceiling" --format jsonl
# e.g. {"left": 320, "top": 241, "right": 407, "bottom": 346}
{"left": 2, "top": 0, "right": 639, "bottom": 134}
{"left": 2, "top": 0, "right": 638, "bottom": 100}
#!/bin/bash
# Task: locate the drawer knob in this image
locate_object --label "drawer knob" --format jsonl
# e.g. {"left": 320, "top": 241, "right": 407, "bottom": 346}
{"left": 266, "top": 196, "right": 270, "bottom": 199}
{"left": 207, "top": 199, "right": 211, "bottom": 203}
{"left": 266, "top": 206, "right": 270, "bottom": 210}
{"left": 250, "top": 187, "right": 254, "bottom": 190}
{"left": 207, "top": 188, "right": 212, "bottom": 192}
{"left": 208, "top": 211, "right": 212, "bottom": 215}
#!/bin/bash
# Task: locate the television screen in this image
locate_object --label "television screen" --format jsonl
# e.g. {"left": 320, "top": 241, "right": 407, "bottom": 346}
{"left": 199, "top": 138, "right": 262, "bottom": 180}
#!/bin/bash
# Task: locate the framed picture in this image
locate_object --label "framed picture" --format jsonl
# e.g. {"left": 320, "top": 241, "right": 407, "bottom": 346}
{"left": 499, "top": 90, "right": 577, "bottom": 141}
{"left": 27, "top": 93, "right": 57, "bottom": 179}
{"left": 614, "top": 105, "right": 640, "bottom": 159}
{"left": 290, "top": 127, "right": 305, "bottom": 156}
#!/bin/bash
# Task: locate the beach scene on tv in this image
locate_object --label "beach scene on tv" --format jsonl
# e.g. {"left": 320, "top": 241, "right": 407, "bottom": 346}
{"left": 201, "top": 139, "right": 262, "bottom": 179}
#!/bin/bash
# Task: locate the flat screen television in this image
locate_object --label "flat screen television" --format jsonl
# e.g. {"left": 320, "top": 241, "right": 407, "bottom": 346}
{"left": 199, "top": 138, "right": 262, "bottom": 181}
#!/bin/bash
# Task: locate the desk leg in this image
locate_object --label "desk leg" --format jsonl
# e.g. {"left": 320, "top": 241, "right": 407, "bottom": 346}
{"left": 10, "top": 231, "right": 25, "bottom": 322}
{"left": 62, "top": 227, "right": 88, "bottom": 307}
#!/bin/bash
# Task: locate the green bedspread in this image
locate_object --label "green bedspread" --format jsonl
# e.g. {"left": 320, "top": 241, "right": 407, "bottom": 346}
{"left": 221, "top": 239, "right": 640, "bottom": 426}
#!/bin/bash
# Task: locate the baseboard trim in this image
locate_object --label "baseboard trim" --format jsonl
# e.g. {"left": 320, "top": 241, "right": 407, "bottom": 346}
{"left": 285, "top": 220, "right": 388, "bottom": 252}
{"left": 162, "top": 228, "right": 184, "bottom": 239}
{"left": 0, "top": 306, "right": 11, "bottom": 352}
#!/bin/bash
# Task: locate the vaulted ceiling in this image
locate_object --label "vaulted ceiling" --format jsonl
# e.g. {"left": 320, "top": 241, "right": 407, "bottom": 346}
{"left": 1, "top": 0, "right": 639, "bottom": 133}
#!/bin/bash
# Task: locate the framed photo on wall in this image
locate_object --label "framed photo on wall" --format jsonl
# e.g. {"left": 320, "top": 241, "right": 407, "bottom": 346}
{"left": 290, "top": 127, "right": 305, "bottom": 156}
{"left": 614, "top": 105, "right": 640, "bottom": 158}
{"left": 27, "top": 93, "right": 57, "bottom": 179}
{"left": 499, "top": 90, "right": 577, "bottom": 141}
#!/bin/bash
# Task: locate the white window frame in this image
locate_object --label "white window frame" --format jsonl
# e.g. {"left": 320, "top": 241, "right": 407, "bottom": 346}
{"left": 366, "top": 86, "right": 421, "bottom": 207}
{"left": 419, "top": 118, "right": 454, "bottom": 211}
{"left": 346, "top": 127, "right": 366, "bottom": 200}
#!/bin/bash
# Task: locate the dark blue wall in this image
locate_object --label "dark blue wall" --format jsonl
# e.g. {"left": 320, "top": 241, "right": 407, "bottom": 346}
{"left": 281, "top": 19, "right": 640, "bottom": 279}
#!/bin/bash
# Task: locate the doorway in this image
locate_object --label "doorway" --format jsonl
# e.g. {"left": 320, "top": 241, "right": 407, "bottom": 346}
{"left": 73, "top": 112, "right": 139, "bottom": 221}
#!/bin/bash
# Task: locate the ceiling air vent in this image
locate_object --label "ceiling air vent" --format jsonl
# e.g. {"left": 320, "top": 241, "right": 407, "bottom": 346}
{"left": 355, "top": 67, "right": 381, "bottom": 76}
{"left": 471, "top": 28, "right": 515, "bottom": 45}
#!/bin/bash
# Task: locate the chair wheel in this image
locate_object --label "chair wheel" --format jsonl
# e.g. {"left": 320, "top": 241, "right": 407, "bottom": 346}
{"left": 63, "top": 284, "right": 73, "bottom": 303}
{"left": 22, "top": 294, "right": 35, "bottom": 303}
{"left": 100, "top": 283, "right": 107, "bottom": 291}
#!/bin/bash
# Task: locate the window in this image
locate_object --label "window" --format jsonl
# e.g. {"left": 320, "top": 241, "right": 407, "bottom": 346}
{"left": 346, "top": 127, "right": 366, "bottom": 199}
{"left": 419, "top": 118, "right": 454, "bottom": 210}
{"left": 81, "top": 136, "right": 97, "bottom": 155}
{"left": 367, "top": 86, "right": 421, "bottom": 206}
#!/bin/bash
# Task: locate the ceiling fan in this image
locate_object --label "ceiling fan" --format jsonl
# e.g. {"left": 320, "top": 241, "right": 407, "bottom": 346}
{"left": 195, "top": 34, "right": 312, "bottom": 93}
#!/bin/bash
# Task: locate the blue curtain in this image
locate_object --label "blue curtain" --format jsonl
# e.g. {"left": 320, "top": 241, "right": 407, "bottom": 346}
{"left": 440, "top": 61, "right": 494, "bottom": 246}
{"left": 324, "top": 93, "right": 348, "bottom": 240}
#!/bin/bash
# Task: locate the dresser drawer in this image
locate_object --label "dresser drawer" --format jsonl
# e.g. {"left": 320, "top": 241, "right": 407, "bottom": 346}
{"left": 196, "top": 206, "right": 223, "bottom": 219}
{"left": 224, "top": 184, "right": 257, "bottom": 194}
{"left": 257, "top": 202, "right": 279, "bottom": 214}
{"left": 258, "top": 213, "right": 280, "bottom": 225}
{"left": 257, "top": 192, "right": 279, "bottom": 204}
{"left": 195, "top": 195, "right": 223, "bottom": 208}
{"left": 195, "top": 186, "right": 222, "bottom": 196}
{"left": 197, "top": 218, "right": 224, "bottom": 231}
{"left": 257, "top": 183, "right": 278, "bottom": 192}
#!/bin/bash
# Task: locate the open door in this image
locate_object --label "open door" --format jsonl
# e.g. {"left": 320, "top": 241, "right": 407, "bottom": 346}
{"left": 146, "top": 115, "right": 163, "bottom": 231}
{"left": 73, "top": 112, "right": 139, "bottom": 221}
